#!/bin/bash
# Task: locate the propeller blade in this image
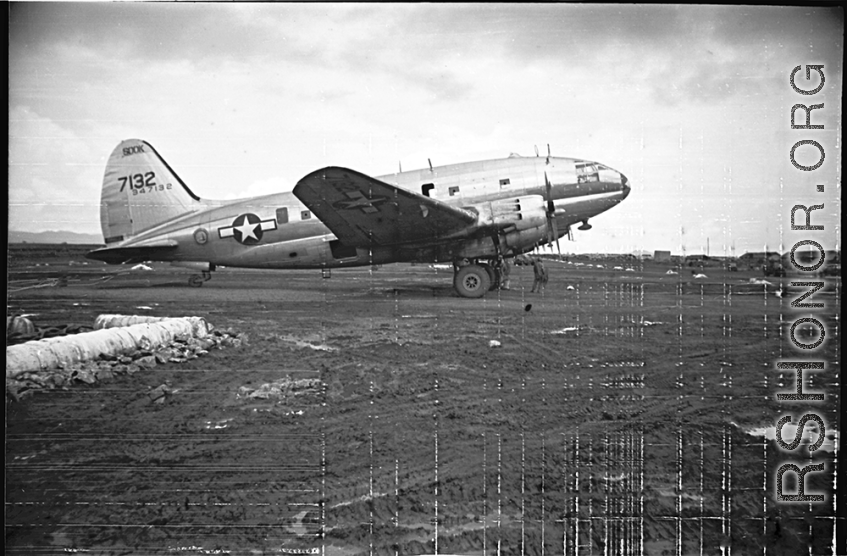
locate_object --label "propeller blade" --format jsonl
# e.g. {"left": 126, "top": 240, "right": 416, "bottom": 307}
{"left": 546, "top": 212, "right": 554, "bottom": 244}
{"left": 544, "top": 177, "right": 553, "bottom": 241}
{"left": 568, "top": 226, "right": 574, "bottom": 241}
{"left": 552, "top": 217, "right": 561, "bottom": 255}
{"left": 544, "top": 160, "right": 554, "bottom": 212}
{"left": 542, "top": 144, "right": 559, "bottom": 253}
{"left": 542, "top": 150, "right": 558, "bottom": 253}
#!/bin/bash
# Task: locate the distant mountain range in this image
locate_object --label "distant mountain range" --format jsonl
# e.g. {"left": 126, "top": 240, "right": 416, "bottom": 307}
{"left": 8, "top": 230, "right": 103, "bottom": 245}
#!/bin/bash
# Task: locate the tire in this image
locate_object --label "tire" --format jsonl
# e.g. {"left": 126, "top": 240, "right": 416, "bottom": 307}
{"left": 454, "top": 264, "right": 491, "bottom": 298}
{"left": 188, "top": 274, "right": 205, "bottom": 287}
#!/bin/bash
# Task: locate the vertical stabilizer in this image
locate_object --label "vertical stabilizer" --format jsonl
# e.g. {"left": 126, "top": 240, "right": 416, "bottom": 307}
{"left": 100, "top": 139, "right": 201, "bottom": 243}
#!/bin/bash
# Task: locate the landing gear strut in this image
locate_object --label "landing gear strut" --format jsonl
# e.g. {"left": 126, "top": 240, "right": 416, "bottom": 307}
{"left": 188, "top": 270, "right": 212, "bottom": 288}
{"left": 481, "top": 263, "right": 500, "bottom": 291}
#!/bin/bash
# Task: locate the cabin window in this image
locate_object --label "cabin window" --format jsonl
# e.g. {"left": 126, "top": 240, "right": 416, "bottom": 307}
{"left": 448, "top": 186, "right": 460, "bottom": 196}
{"left": 276, "top": 208, "right": 289, "bottom": 224}
{"left": 421, "top": 183, "right": 435, "bottom": 197}
{"left": 301, "top": 210, "right": 311, "bottom": 220}
{"left": 500, "top": 178, "right": 510, "bottom": 187}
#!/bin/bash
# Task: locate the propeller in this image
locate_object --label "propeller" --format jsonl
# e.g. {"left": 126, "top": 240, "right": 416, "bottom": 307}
{"left": 543, "top": 144, "right": 562, "bottom": 255}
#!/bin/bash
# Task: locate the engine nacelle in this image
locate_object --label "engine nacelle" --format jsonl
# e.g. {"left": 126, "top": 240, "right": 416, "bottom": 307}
{"left": 503, "top": 225, "right": 548, "bottom": 252}
{"left": 468, "top": 195, "right": 548, "bottom": 231}
{"left": 448, "top": 222, "right": 548, "bottom": 259}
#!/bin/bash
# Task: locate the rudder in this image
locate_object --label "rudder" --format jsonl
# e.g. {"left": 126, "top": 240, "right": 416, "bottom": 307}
{"left": 100, "top": 139, "right": 201, "bottom": 243}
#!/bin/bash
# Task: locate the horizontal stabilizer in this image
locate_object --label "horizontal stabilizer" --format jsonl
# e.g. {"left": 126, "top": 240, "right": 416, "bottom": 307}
{"left": 85, "top": 240, "right": 178, "bottom": 265}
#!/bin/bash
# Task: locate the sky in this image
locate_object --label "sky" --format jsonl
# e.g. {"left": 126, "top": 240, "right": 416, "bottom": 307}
{"left": 8, "top": 4, "right": 843, "bottom": 256}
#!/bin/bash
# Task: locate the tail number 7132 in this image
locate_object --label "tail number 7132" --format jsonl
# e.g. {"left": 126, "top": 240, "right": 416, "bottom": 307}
{"left": 118, "top": 172, "right": 172, "bottom": 195}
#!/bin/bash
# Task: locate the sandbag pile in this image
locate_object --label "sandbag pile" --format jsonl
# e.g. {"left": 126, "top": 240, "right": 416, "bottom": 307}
{"left": 6, "top": 315, "right": 93, "bottom": 345}
{"left": 6, "top": 315, "right": 244, "bottom": 401}
{"left": 93, "top": 314, "right": 211, "bottom": 338}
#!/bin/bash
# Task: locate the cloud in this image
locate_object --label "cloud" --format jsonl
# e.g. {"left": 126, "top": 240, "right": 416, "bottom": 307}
{"left": 647, "top": 57, "right": 785, "bottom": 107}
{"left": 387, "top": 5, "right": 842, "bottom": 109}
{"left": 8, "top": 106, "right": 101, "bottom": 233}
{"left": 15, "top": 4, "right": 838, "bottom": 115}
{"left": 10, "top": 4, "right": 293, "bottom": 66}
{"left": 7, "top": 4, "right": 842, "bottom": 253}
{"left": 643, "top": 7, "right": 842, "bottom": 106}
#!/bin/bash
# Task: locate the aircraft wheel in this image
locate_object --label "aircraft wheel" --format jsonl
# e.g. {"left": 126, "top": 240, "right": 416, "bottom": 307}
{"left": 454, "top": 264, "right": 491, "bottom": 298}
{"left": 188, "top": 274, "right": 205, "bottom": 288}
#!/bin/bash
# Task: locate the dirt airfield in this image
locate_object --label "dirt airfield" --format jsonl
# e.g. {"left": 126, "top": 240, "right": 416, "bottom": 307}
{"left": 6, "top": 246, "right": 842, "bottom": 555}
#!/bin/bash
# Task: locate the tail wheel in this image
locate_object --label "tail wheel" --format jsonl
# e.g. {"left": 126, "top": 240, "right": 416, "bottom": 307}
{"left": 188, "top": 270, "right": 213, "bottom": 287}
{"left": 454, "top": 264, "right": 491, "bottom": 298}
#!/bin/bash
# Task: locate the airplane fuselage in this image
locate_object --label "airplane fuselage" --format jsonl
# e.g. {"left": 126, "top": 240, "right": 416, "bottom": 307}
{"left": 106, "top": 155, "right": 630, "bottom": 270}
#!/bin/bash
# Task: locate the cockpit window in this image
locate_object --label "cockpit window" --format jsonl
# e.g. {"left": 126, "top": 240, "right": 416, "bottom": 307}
{"left": 575, "top": 161, "right": 600, "bottom": 183}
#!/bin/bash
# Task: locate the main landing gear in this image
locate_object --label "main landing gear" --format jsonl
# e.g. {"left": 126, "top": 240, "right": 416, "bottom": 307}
{"left": 453, "top": 260, "right": 501, "bottom": 298}
{"left": 188, "top": 269, "right": 213, "bottom": 288}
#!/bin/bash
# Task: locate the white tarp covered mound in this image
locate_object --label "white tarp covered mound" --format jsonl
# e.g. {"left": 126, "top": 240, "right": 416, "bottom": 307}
{"left": 6, "top": 316, "right": 210, "bottom": 379}
{"left": 94, "top": 314, "right": 210, "bottom": 338}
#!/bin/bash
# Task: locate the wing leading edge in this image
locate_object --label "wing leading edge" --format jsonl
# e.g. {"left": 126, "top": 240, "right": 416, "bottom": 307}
{"left": 293, "top": 167, "right": 477, "bottom": 247}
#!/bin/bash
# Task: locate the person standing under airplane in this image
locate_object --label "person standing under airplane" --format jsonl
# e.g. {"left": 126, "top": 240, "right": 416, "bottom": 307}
{"left": 497, "top": 256, "right": 511, "bottom": 290}
{"left": 531, "top": 257, "right": 548, "bottom": 293}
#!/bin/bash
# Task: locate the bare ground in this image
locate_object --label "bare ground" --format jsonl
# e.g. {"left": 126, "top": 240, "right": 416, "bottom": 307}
{"left": 6, "top": 250, "right": 842, "bottom": 555}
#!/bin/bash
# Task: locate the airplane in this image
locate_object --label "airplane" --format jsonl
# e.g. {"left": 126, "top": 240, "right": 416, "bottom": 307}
{"left": 85, "top": 139, "right": 631, "bottom": 298}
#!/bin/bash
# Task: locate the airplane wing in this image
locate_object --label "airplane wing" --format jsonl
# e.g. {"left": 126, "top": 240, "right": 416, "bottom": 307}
{"left": 85, "top": 240, "right": 178, "bottom": 264}
{"left": 293, "top": 167, "right": 477, "bottom": 247}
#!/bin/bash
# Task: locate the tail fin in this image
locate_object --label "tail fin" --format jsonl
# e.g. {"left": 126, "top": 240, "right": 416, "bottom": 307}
{"left": 100, "top": 139, "right": 202, "bottom": 244}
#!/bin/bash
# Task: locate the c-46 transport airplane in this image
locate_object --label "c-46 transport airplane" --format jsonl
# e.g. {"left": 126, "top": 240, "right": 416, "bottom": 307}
{"left": 86, "top": 140, "right": 631, "bottom": 298}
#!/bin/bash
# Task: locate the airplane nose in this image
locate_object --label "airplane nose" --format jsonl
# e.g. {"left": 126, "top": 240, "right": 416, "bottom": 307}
{"left": 620, "top": 173, "right": 631, "bottom": 199}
